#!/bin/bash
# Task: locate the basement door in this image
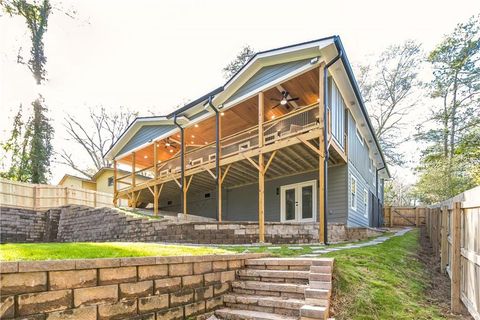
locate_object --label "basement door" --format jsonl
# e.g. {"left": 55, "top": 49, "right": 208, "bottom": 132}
{"left": 280, "top": 180, "right": 316, "bottom": 222}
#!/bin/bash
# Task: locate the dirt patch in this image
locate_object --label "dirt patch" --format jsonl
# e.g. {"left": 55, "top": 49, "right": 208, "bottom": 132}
{"left": 417, "top": 227, "right": 472, "bottom": 319}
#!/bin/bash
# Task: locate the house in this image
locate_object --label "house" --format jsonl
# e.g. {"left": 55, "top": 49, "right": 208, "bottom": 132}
{"left": 58, "top": 167, "right": 149, "bottom": 207}
{"left": 105, "top": 35, "right": 390, "bottom": 243}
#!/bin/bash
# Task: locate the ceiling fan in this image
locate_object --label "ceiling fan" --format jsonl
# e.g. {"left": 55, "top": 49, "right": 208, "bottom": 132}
{"left": 271, "top": 91, "right": 299, "bottom": 109}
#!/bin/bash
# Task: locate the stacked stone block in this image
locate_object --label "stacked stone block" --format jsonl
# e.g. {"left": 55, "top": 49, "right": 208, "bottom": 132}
{"left": 0, "top": 253, "right": 267, "bottom": 319}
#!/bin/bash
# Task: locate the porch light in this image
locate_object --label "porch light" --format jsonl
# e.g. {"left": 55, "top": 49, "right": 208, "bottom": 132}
{"left": 169, "top": 149, "right": 174, "bottom": 153}
{"left": 271, "top": 115, "right": 276, "bottom": 119}
{"left": 191, "top": 135, "right": 195, "bottom": 138}
{"left": 221, "top": 112, "right": 225, "bottom": 116}
{"left": 144, "top": 155, "right": 148, "bottom": 159}
{"left": 280, "top": 98, "right": 288, "bottom": 105}
{"left": 204, "top": 141, "right": 208, "bottom": 145}
{"left": 194, "top": 124, "right": 199, "bottom": 128}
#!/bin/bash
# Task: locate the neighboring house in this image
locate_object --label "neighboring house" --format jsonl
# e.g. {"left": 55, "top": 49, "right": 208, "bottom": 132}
{"left": 58, "top": 168, "right": 149, "bottom": 207}
{"left": 105, "top": 35, "right": 390, "bottom": 242}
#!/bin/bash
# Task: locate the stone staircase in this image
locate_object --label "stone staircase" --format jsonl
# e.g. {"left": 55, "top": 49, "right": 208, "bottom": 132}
{"left": 215, "top": 257, "right": 334, "bottom": 320}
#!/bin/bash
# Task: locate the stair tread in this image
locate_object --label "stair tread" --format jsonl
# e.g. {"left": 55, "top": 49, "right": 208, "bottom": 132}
{"left": 233, "top": 280, "right": 308, "bottom": 293}
{"left": 225, "top": 292, "right": 306, "bottom": 304}
{"left": 215, "top": 308, "right": 297, "bottom": 320}
{"left": 238, "top": 269, "right": 309, "bottom": 278}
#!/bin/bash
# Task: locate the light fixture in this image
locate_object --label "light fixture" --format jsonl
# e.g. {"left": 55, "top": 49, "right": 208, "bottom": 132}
{"left": 177, "top": 134, "right": 180, "bottom": 138}
{"left": 165, "top": 142, "right": 171, "bottom": 147}
{"left": 191, "top": 135, "right": 195, "bottom": 138}
{"left": 169, "top": 149, "right": 174, "bottom": 153}
{"left": 194, "top": 124, "right": 199, "bottom": 128}
{"left": 271, "top": 115, "right": 276, "bottom": 119}
{"left": 220, "top": 112, "right": 225, "bottom": 116}
{"left": 191, "top": 141, "right": 194, "bottom": 144}
{"left": 204, "top": 141, "right": 208, "bottom": 145}
{"left": 144, "top": 155, "right": 148, "bottom": 159}
{"left": 280, "top": 98, "right": 288, "bottom": 105}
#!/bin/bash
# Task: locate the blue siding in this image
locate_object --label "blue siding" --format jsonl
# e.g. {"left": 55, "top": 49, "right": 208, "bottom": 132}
{"left": 329, "top": 78, "right": 345, "bottom": 148}
{"left": 347, "top": 163, "right": 369, "bottom": 227}
{"left": 225, "top": 58, "right": 312, "bottom": 104}
{"left": 117, "top": 125, "right": 176, "bottom": 156}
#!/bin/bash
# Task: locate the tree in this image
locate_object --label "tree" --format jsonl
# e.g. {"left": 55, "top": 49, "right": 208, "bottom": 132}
{"left": 59, "top": 107, "right": 138, "bottom": 178}
{"left": 1, "top": 0, "right": 51, "bottom": 84}
{"left": 415, "top": 14, "right": 480, "bottom": 203}
{"left": 28, "top": 96, "right": 53, "bottom": 183}
{"left": 356, "top": 40, "right": 423, "bottom": 165}
{"left": 0, "top": 105, "right": 32, "bottom": 181}
{"left": 384, "top": 178, "right": 417, "bottom": 206}
{"left": 223, "top": 45, "right": 256, "bottom": 79}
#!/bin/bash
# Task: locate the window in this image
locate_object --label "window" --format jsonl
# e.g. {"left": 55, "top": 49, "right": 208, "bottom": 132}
{"left": 108, "top": 176, "right": 114, "bottom": 187}
{"left": 204, "top": 193, "right": 211, "bottom": 199}
{"left": 364, "top": 189, "right": 368, "bottom": 217}
{"left": 369, "top": 158, "right": 373, "bottom": 173}
{"left": 350, "top": 176, "right": 357, "bottom": 210}
{"left": 356, "top": 128, "right": 364, "bottom": 145}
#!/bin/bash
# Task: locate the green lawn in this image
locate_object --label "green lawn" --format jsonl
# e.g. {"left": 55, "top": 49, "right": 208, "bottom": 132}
{"left": 324, "top": 229, "right": 447, "bottom": 320}
{"left": 0, "top": 242, "right": 231, "bottom": 261}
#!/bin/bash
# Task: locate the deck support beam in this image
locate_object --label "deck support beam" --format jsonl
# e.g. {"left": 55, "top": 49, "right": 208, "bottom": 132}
{"left": 153, "top": 143, "right": 159, "bottom": 216}
{"left": 131, "top": 152, "right": 136, "bottom": 208}
{"left": 258, "top": 92, "right": 265, "bottom": 243}
{"left": 318, "top": 63, "right": 326, "bottom": 244}
{"left": 113, "top": 160, "right": 118, "bottom": 207}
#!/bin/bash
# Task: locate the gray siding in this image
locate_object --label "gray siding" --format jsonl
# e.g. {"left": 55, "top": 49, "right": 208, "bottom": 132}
{"left": 225, "top": 58, "right": 312, "bottom": 104}
{"left": 161, "top": 167, "right": 347, "bottom": 224}
{"left": 329, "top": 78, "right": 345, "bottom": 148}
{"left": 118, "top": 125, "right": 176, "bottom": 156}
{"left": 347, "top": 162, "right": 369, "bottom": 227}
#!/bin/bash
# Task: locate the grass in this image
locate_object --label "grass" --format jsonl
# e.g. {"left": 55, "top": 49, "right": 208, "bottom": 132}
{"left": 0, "top": 242, "right": 231, "bottom": 261}
{"left": 323, "top": 229, "right": 446, "bottom": 320}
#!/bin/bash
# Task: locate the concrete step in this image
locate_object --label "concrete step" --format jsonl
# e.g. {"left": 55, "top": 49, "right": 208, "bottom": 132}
{"left": 237, "top": 269, "right": 310, "bottom": 280}
{"left": 300, "top": 305, "right": 329, "bottom": 320}
{"left": 224, "top": 293, "right": 306, "bottom": 312}
{"left": 215, "top": 308, "right": 297, "bottom": 320}
{"left": 310, "top": 265, "right": 332, "bottom": 274}
{"left": 232, "top": 281, "right": 307, "bottom": 294}
{"left": 304, "top": 288, "right": 330, "bottom": 300}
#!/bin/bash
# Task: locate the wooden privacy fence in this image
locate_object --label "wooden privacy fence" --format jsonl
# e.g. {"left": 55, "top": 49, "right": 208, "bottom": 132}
{"left": 425, "top": 186, "right": 480, "bottom": 319}
{"left": 383, "top": 206, "right": 426, "bottom": 227}
{"left": 0, "top": 178, "right": 113, "bottom": 211}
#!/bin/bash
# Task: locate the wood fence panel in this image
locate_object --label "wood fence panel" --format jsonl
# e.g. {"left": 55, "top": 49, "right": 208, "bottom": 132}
{"left": 426, "top": 186, "right": 480, "bottom": 320}
{"left": 0, "top": 179, "right": 113, "bottom": 211}
{"left": 383, "top": 206, "right": 426, "bottom": 227}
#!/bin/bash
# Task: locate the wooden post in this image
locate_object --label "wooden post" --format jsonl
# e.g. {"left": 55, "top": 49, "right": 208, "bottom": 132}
{"left": 318, "top": 63, "right": 326, "bottom": 244}
{"left": 258, "top": 92, "right": 265, "bottom": 243}
{"left": 440, "top": 206, "right": 448, "bottom": 273}
{"left": 217, "top": 110, "right": 222, "bottom": 222}
{"left": 33, "top": 185, "right": 37, "bottom": 210}
{"left": 451, "top": 201, "right": 462, "bottom": 313}
{"left": 153, "top": 142, "right": 159, "bottom": 216}
{"left": 64, "top": 187, "right": 68, "bottom": 206}
{"left": 389, "top": 207, "right": 394, "bottom": 227}
{"left": 415, "top": 207, "right": 420, "bottom": 227}
{"left": 113, "top": 160, "right": 118, "bottom": 207}
{"left": 218, "top": 167, "right": 223, "bottom": 223}
{"left": 131, "top": 152, "right": 136, "bottom": 208}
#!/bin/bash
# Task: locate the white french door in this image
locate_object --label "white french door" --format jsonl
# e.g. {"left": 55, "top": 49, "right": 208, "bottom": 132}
{"left": 280, "top": 180, "right": 316, "bottom": 222}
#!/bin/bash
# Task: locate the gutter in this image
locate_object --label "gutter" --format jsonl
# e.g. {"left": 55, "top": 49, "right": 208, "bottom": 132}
{"left": 375, "top": 165, "right": 385, "bottom": 227}
{"left": 322, "top": 37, "right": 343, "bottom": 244}
{"left": 173, "top": 113, "right": 185, "bottom": 215}
{"left": 333, "top": 37, "right": 390, "bottom": 178}
{"left": 205, "top": 96, "right": 221, "bottom": 221}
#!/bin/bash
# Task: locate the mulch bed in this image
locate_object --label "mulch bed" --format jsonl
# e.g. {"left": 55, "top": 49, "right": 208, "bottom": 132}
{"left": 417, "top": 227, "right": 472, "bottom": 319}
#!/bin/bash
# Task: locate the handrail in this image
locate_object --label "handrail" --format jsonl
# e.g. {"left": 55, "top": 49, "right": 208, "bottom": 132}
{"left": 263, "top": 102, "right": 319, "bottom": 127}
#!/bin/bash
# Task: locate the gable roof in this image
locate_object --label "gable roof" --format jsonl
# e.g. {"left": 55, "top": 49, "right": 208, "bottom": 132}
{"left": 104, "top": 35, "right": 389, "bottom": 178}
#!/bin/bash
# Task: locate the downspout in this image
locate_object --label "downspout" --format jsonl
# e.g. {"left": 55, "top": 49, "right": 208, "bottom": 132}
{"left": 205, "top": 96, "right": 220, "bottom": 221}
{"left": 323, "top": 38, "right": 343, "bottom": 244}
{"left": 376, "top": 166, "right": 385, "bottom": 227}
{"left": 173, "top": 114, "right": 185, "bottom": 215}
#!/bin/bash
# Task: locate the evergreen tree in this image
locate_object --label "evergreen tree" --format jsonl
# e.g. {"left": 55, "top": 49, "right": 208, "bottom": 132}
{"left": 28, "top": 97, "right": 53, "bottom": 183}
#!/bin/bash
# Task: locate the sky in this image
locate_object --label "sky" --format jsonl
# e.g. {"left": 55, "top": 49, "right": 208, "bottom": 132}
{"left": 1, "top": 0, "right": 479, "bottom": 184}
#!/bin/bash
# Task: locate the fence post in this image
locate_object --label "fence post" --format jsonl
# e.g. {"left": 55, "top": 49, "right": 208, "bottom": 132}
{"left": 451, "top": 201, "right": 462, "bottom": 313}
{"left": 64, "top": 187, "right": 68, "bottom": 206}
{"left": 389, "top": 207, "right": 394, "bottom": 227}
{"left": 415, "top": 207, "right": 420, "bottom": 227}
{"left": 440, "top": 206, "right": 448, "bottom": 273}
{"left": 33, "top": 185, "right": 37, "bottom": 211}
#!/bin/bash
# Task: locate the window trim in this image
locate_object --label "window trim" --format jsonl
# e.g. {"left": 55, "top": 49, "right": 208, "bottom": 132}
{"left": 107, "top": 176, "right": 114, "bottom": 187}
{"left": 350, "top": 176, "right": 357, "bottom": 211}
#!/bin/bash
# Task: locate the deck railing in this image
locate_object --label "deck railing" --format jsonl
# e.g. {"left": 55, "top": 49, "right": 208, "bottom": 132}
{"left": 120, "top": 104, "right": 322, "bottom": 191}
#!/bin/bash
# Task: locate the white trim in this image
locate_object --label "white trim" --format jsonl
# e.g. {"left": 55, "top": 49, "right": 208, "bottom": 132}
{"left": 280, "top": 179, "right": 317, "bottom": 223}
{"left": 355, "top": 127, "right": 364, "bottom": 146}
{"left": 190, "top": 158, "right": 203, "bottom": 166}
{"left": 208, "top": 153, "right": 216, "bottom": 162}
{"left": 350, "top": 175, "right": 357, "bottom": 211}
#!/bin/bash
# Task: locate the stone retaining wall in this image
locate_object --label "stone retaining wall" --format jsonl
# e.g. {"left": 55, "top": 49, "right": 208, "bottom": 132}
{"left": 0, "top": 206, "right": 382, "bottom": 244}
{"left": 0, "top": 253, "right": 267, "bottom": 320}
